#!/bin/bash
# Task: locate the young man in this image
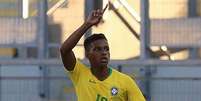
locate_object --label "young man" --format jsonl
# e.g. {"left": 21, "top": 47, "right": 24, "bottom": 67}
{"left": 60, "top": 6, "right": 145, "bottom": 101}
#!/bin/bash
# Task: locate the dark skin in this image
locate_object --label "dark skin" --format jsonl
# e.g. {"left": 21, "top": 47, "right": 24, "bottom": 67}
{"left": 87, "top": 39, "right": 110, "bottom": 81}
{"left": 60, "top": 5, "right": 110, "bottom": 81}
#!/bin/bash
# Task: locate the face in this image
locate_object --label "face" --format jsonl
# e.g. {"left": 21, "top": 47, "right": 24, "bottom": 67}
{"left": 86, "top": 39, "right": 110, "bottom": 67}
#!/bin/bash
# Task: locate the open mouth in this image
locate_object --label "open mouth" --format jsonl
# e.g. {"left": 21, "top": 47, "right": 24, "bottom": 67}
{"left": 101, "top": 57, "right": 108, "bottom": 63}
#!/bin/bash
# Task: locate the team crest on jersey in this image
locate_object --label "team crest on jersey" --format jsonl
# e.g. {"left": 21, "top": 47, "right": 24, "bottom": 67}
{"left": 111, "top": 87, "right": 118, "bottom": 96}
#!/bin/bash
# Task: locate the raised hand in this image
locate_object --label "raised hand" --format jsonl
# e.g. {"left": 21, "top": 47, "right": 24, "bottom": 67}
{"left": 86, "top": 4, "right": 108, "bottom": 26}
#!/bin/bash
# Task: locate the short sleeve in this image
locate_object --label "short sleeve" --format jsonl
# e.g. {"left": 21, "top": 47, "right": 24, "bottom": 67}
{"left": 65, "top": 60, "right": 85, "bottom": 85}
{"left": 126, "top": 76, "right": 146, "bottom": 101}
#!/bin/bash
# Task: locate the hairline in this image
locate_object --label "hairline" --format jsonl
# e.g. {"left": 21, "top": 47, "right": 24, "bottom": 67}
{"left": 85, "top": 39, "right": 108, "bottom": 52}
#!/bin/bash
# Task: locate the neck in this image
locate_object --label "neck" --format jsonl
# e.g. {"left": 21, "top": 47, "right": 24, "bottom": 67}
{"left": 91, "top": 65, "right": 109, "bottom": 81}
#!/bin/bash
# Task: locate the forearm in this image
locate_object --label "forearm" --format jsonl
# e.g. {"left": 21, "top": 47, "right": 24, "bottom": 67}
{"left": 60, "top": 8, "right": 104, "bottom": 71}
{"left": 60, "top": 22, "right": 92, "bottom": 53}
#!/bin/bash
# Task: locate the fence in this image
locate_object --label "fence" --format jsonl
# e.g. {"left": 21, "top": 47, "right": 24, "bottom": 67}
{"left": 1, "top": 0, "right": 201, "bottom": 101}
{"left": 1, "top": 63, "right": 201, "bottom": 101}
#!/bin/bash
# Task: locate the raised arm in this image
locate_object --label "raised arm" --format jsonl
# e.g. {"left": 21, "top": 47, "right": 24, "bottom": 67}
{"left": 60, "top": 5, "right": 108, "bottom": 71}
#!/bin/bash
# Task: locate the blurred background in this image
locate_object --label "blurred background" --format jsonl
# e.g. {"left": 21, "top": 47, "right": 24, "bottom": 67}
{"left": 0, "top": 0, "right": 201, "bottom": 101}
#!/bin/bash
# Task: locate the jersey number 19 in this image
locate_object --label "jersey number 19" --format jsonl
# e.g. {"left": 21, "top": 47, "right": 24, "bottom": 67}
{"left": 96, "top": 94, "right": 108, "bottom": 101}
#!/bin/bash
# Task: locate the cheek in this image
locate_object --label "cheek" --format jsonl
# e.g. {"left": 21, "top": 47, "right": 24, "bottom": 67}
{"left": 90, "top": 54, "right": 102, "bottom": 61}
{"left": 87, "top": 53, "right": 97, "bottom": 59}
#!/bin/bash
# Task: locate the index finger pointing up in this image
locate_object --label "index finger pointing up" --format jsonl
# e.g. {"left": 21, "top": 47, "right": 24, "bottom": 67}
{"left": 102, "top": 4, "right": 108, "bottom": 14}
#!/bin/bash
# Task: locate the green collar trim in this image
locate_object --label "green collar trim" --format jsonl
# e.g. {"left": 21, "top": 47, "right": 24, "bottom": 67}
{"left": 108, "top": 68, "right": 112, "bottom": 76}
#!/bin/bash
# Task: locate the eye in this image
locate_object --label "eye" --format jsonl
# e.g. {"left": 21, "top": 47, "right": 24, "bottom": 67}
{"left": 93, "top": 47, "right": 102, "bottom": 52}
{"left": 104, "top": 46, "right": 109, "bottom": 51}
{"left": 93, "top": 46, "right": 109, "bottom": 52}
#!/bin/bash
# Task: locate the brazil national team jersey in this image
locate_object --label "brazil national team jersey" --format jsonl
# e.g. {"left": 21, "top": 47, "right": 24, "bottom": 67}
{"left": 66, "top": 60, "right": 146, "bottom": 101}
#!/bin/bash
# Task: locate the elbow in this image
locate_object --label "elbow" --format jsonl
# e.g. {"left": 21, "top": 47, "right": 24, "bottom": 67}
{"left": 60, "top": 45, "right": 68, "bottom": 55}
{"left": 60, "top": 46, "right": 69, "bottom": 58}
{"left": 60, "top": 46, "right": 72, "bottom": 57}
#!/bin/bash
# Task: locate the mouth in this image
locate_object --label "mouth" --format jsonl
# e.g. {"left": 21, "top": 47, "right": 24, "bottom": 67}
{"left": 100, "top": 57, "right": 108, "bottom": 63}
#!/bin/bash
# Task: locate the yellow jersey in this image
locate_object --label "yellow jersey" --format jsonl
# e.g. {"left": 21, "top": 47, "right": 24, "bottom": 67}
{"left": 66, "top": 60, "right": 146, "bottom": 101}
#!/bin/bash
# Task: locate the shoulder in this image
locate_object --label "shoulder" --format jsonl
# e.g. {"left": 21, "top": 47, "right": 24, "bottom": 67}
{"left": 111, "top": 69, "right": 137, "bottom": 90}
{"left": 112, "top": 69, "right": 133, "bottom": 81}
{"left": 67, "top": 59, "right": 90, "bottom": 73}
{"left": 75, "top": 59, "right": 85, "bottom": 68}
{"left": 76, "top": 59, "right": 89, "bottom": 69}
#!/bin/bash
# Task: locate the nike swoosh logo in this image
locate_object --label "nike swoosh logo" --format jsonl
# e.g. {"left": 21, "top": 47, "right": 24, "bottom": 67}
{"left": 89, "top": 79, "right": 96, "bottom": 84}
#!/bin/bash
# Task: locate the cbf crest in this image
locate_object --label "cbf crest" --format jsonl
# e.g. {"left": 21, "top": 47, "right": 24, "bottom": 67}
{"left": 111, "top": 87, "right": 118, "bottom": 96}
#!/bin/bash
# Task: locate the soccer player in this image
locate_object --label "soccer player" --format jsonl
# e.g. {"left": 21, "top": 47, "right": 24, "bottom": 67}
{"left": 60, "top": 5, "right": 146, "bottom": 101}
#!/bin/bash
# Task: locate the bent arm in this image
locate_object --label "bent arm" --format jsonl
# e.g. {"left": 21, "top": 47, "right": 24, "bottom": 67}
{"left": 60, "top": 23, "right": 92, "bottom": 71}
{"left": 60, "top": 7, "right": 106, "bottom": 71}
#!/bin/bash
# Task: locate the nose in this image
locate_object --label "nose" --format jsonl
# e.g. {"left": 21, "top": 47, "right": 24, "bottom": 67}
{"left": 102, "top": 50, "right": 107, "bottom": 55}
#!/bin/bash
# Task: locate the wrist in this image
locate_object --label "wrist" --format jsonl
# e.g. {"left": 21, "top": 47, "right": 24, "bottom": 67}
{"left": 83, "top": 22, "right": 93, "bottom": 27}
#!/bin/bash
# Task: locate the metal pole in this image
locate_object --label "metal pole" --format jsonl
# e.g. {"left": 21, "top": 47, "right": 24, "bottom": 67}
{"left": 140, "top": 0, "right": 151, "bottom": 100}
{"left": 93, "top": 0, "right": 103, "bottom": 10}
{"left": 189, "top": 48, "right": 199, "bottom": 59}
{"left": 84, "top": 0, "right": 93, "bottom": 58}
{"left": 188, "top": 0, "right": 197, "bottom": 17}
{"left": 84, "top": 0, "right": 93, "bottom": 38}
{"left": 37, "top": 0, "right": 49, "bottom": 100}
{"left": 19, "top": 0, "right": 23, "bottom": 18}
{"left": 188, "top": 0, "right": 198, "bottom": 59}
{"left": 140, "top": 0, "right": 150, "bottom": 59}
{"left": 38, "top": 0, "right": 48, "bottom": 58}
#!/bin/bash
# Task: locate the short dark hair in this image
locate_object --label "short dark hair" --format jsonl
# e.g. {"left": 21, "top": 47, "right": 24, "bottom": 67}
{"left": 84, "top": 33, "right": 107, "bottom": 51}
